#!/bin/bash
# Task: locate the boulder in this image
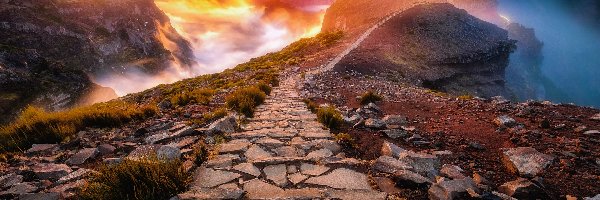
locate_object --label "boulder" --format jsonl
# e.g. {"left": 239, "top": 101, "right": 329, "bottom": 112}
{"left": 32, "top": 163, "right": 72, "bottom": 180}
{"left": 208, "top": 116, "right": 237, "bottom": 134}
{"left": 398, "top": 151, "right": 441, "bottom": 178}
{"left": 501, "top": 147, "right": 554, "bottom": 177}
{"left": 365, "top": 118, "right": 386, "bottom": 129}
{"left": 97, "top": 144, "right": 116, "bottom": 156}
{"left": 373, "top": 156, "right": 413, "bottom": 174}
{"left": 343, "top": 114, "right": 363, "bottom": 124}
{"left": 66, "top": 148, "right": 99, "bottom": 165}
{"left": 494, "top": 115, "right": 517, "bottom": 127}
{"left": 381, "top": 141, "right": 407, "bottom": 158}
{"left": 394, "top": 170, "right": 432, "bottom": 187}
{"left": 498, "top": 178, "right": 549, "bottom": 199}
{"left": 382, "top": 115, "right": 408, "bottom": 129}
{"left": 428, "top": 178, "right": 478, "bottom": 200}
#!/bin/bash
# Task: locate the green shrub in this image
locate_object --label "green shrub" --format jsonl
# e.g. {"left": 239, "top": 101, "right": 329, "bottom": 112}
{"left": 225, "top": 86, "right": 266, "bottom": 117}
{"left": 359, "top": 91, "right": 383, "bottom": 105}
{"left": 302, "top": 99, "right": 319, "bottom": 113}
{"left": 79, "top": 157, "right": 190, "bottom": 200}
{"left": 317, "top": 106, "right": 344, "bottom": 130}
{"left": 256, "top": 82, "right": 272, "bottom": 95}
{"left": 0, "top": 102, "right": 157, "bottom": 153}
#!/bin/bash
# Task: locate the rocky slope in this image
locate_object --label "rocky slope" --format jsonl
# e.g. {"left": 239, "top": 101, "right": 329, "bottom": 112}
{"left": 0, "top": 0, "right": 194, "bottom": 123}
{"left": 334, "top": 4, "right": 516, "bottom": 97}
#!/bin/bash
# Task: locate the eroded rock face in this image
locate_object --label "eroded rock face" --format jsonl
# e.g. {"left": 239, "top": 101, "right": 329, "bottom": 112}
{"left": 0, "top": 0, "right": 194, "bottom": 121}
{"left": 501, "top": 147, "right": 554, "bottom": 177}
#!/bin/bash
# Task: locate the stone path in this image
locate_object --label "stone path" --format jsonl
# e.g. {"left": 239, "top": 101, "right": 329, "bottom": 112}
{"left": 177, "top": 77, "right": 386, "bottom": 199}
{"left": 308, "top": 11, "right": 402, "bottom": 75}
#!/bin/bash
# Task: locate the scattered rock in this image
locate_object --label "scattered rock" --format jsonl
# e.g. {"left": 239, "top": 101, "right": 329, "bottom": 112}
{"left": 263, "top": 164, "right": 289, "bottom": 187}
{"left": 382, "top": 115, "right": 408, "bottom": 129}
{"left": 1, "top": 182, "right": 38, "bottom": 196}
{"left": 365, "top": 118, "right": 386, "bottom": 129}
{"left": 494, "top": 115, "right": 517, "bottom": 127}
{"left": 0, "top": 173, "right": 23, "bottom": 188}
{"left": 374, "top": 177, "right": 402, "bottom": 194}
{"left": 583, "top": 130, "right": 600, "bottom": 136}
{"left": 501, "top": 147, "right": 554, "bottom": 177}
{"left": 381, "top": 141, "right": 407, "bottom": 158}
{"left": 428, "top": 177, "right": 478, "bottom": 200}
{"left": 584, "top": 194, "right": 600, "bottom": 200}
{"left": 18, "top": 193, "right": 60, "bottom": 200}
{"left": 32, "top": 163, "right": 72, "bottom": 180}
{"left": 343, "top": 114, "right": 362, "bottom": 124}
{"left": 66, "top": 148, "right": 98, "bottom": 165}
{"left": 468, "top": 142, "right": 486, "bottom": 150}
{"left": 440, "top": 164, "right": 466, "bottom": 180}
{"left": 158, "top": 99, "right": 172, "bottom": 110}
{"left": 192, "top": 167, "right": 241, "bottom": 188}
{"left": 26, "top": 144, "right": 58, "bottom": 155}
{"left": 57, "top": 168, "right": 92, "bottom": 184}
{"left": 498, "top": 178, "right": 549, "bottom": 199}
{"left": 591, "top": 113, "right": 600, "bottom": 121}
{"left": 382, "top": 129, "right": 408, "bottom": 139}
{"left": 394, "top": 170, "right": 432, "bottom": 187}
{"left": 208, "top": 116, "right": 237, "bottom": 134}
{"left": 304, "top": 168, "right": 372, "bottom": 190}
{"left": 97, "top": 144, "right": 116, "bottom": 156}
{"left": 491, "top": 96, "right": 510, "bottom": 104}
{"left": 398, "top": 151, "right": 441, "bottom": 178}
{"left": 157, "top": 145, "right": 181, "bottom": 160}
{"left": 373, "top": 156, "right": 413, "bottom": 174}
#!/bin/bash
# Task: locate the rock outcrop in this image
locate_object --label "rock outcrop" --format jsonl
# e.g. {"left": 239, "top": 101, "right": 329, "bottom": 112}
{"left": 0, "top": 0, "right": 194, "bottom": 123}
{"left": 334, "top": 3, "right": 515, "bottom": 97}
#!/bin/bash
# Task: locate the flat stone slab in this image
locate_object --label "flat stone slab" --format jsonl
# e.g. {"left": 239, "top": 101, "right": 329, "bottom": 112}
{"left": 26, "top": 144, "right": 58, "bottom": 155}
{"left": 373, "top": 156, "right": 413, "bottom": 174}
{"left": 66, "top": 148, "right": 98, "bottom": 165}
{"left": 263, "top": 164, "right": 289, "bottom": 187}
{"left": 243, "top": 179, "right": 284, "bottom": 199}
{"left": 255, "top": 137, "right": 284, "bottom": 148}
{"left": 177, "top": 187, "right": 244, "bottom": 200}
{"left": 306, "top": 148, "right": 333, "bottom": 160}
{"left": 245, "top": 145, "right": 273, "bottom": 162}
{"left": 233, "top": 163, "right": 261, "bottom": 177}
{"left": 192, "top": 167, "right": 241, "bottom": 188}
{"left": 299, "top": 131, "right": 332, "bottom": 138}
{"left": 288, "top": 173, "right": 308, "bottom": 185}
{"left": 305, "top": 168, "right": 372, "bottom": 190}
{"left": 218, "top": 140, "right": 250, "bottom": 153}
{"left": 325, "top": 189, "right": 387, "bottom": 200}
{"left": 273, "top": 146, "right": 304, "bottom": 157}
{"left": 300, "top": 163, "right": 330, "bottom": 176}
{"left": 32, "top": 163, "right": 72, "bottom": 180}
{"left": 502, "top": 147, "right": 555, "bottom": 177}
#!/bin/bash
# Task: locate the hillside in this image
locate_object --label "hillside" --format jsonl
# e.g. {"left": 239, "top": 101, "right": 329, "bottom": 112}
{"left": 0, "top": 0, "right": 194, "bottom": 123}
{"left": 0, "top": 2, "right": 599, "bottom": 200}
{"left": 334, "top": 3, "right": 515, "bottom": 98}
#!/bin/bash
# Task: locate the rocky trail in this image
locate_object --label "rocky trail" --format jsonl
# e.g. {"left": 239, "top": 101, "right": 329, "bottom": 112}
{"left": 176, "top": 76, "right": 387, "bottom": 199}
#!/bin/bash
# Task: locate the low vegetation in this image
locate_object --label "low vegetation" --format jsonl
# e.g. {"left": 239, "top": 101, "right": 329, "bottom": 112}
{"left": 0, "top": 102, "right": 157, "bottom": 153}
{"left": 302, "top": 98, "right": 319, "bottom": 113}
{"left": 359, "top": 91, "right": 383, "bottom": 105}
{"left": 225, "top": 85, "right": 269, "bottom": 117}
{"left": 316, "top": 105, "right": 344, "bottom": 130}
{"left": 170, "top": 88, "right": 215, "bottom": 107}
{"left": 334, "top": 133, "right": 358, "bottom": 149}
{"left": 79, "top": 157, "right": 190, "bottom": 200}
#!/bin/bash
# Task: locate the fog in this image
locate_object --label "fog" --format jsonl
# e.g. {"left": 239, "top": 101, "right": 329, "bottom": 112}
{"left": 500, "top": 0, "right": 600, "bottom": 107}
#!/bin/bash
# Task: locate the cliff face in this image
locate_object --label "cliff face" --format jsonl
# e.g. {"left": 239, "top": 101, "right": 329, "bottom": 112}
{"left": 0, "top": 0, "right": 195, "bottom": 123}
{"left": 335, "top": 3, "right": 516, "bottom": 97}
